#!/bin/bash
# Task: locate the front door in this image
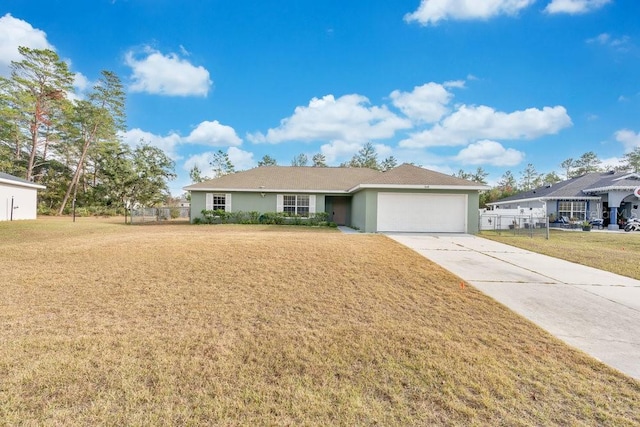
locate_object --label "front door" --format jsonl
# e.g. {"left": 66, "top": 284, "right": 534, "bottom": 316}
{"left": 331, "top": 198, "right": 348, "bottom": 225}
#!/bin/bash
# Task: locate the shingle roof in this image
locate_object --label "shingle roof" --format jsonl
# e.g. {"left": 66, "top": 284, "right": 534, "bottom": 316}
{"left": 184, "top": 164, "right": 488, "bottom": 193}
{"left": 491, "top": 171, "right": 640, "bottom": 204}
{"left": 0, "top": 172, "right": 46, "bottom": 189}
{"left": 361, "top": 163, "right": 485, "bottom": 187}
{"left": 184, "top": 166, "right": 382, "bottom": 192}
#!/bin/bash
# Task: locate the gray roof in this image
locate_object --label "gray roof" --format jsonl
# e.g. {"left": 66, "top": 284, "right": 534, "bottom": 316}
{"left": 184, "top": 164, "right": 488, "bottom": 193}
{"left": 0, "top": 172, "right": 46, "bottom": 189}
{"left": 491, "top": 171, "right": 640, "bottom": 204}
{"left": 361, "top": 163, "right": 486, "bottom": 187}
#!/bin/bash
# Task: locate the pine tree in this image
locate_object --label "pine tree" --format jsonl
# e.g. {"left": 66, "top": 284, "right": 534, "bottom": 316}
{"left": 210, "top": 150, "right": 235, "bottom": 178}
{"left": 257, "top": 154, "right": 277, "bottom": 167}
{"left": 312, "top": 153, "right": 327, "bottom": 167}
{"left": 291, "top": 153, "right": 308, "bottom": 166}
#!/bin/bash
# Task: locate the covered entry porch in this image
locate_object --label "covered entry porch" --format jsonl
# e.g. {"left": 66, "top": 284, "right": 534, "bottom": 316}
{"left": 325, "top": 196, "right": 351, "bottom": 226}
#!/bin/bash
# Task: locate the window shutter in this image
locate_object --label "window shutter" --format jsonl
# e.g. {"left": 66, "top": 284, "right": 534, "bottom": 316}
{"left": 308, "top": 195, "right": 316, "bottom": 214}
{"left": 276, "top": 194, "right": 284, "bottom": 212}
{"left": 225, "top": 194, "right": 232, "bottom": 211}
{"left": 206, "top": 193, "right": 213, "bottom": 210}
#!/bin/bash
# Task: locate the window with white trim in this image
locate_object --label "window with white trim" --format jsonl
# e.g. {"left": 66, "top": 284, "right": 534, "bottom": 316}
{"left": 206, "top": 193, "right": 231, "bottom": 211}
{"left": 558, "top": 200, "right": 586, "bottom": 221}
{"left": 283, "top": 194, "right": 310, "bottom": 216}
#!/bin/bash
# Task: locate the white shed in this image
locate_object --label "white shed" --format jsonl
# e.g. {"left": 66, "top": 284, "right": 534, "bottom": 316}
{"left": 0, "top": 172, "right": 46, "bottom": 221}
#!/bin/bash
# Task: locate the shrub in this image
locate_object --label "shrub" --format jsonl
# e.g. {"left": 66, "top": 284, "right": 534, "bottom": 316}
{"left": 75, "top": 207, "right": 91, "bottom": 217}
{"left": 37, "top": 205, "right": 54, "bottom": 216}
{"left": 258, "top": 212, "right": 285, "bottom": 225}
{"left": 201, "top": 209, "right": 229, "bottom": 224}
{"left": 196, "top": 210, "right": 336, "bottom": 227}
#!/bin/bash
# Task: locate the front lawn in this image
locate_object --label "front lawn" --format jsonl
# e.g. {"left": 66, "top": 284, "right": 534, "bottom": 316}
{"left": 481, "top": 229, "right": 640, "bottom": 280}
{"left": 1, "top": 218, "right": 639, "bottom": 425}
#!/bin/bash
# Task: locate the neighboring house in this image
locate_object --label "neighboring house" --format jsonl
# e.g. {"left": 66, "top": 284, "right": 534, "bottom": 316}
{"left": 0, "top": 172, "right": 46, "bottom": 221}
{"left": 488, "top": 171, "right": 640, "bottom": 230}
{"left": 184, "top": 164, "right": 489, "bottom": 233}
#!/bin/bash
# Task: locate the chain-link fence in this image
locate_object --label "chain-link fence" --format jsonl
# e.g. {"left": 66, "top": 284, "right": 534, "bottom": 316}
{"left": 130, "top": 206, "right": 190, "bottom": 224}
{"left": 479, "top": 211, "right": 549, "bottom": 238}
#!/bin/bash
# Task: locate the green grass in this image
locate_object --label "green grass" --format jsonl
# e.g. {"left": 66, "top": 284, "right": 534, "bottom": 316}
{"left": 481, "top": 229, "right": 640, "bottom": 280}
{"left": 1, "top": 218, "right": 639, "bottom": 425}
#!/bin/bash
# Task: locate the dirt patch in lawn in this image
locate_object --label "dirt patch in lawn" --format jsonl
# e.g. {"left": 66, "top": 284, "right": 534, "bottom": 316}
{"left": 1, "top": 219, "right": 639, "bottom": 425}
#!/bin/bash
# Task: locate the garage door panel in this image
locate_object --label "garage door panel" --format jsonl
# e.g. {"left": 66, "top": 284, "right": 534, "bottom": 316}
{"left": 377, "top": 193, "right": 466, "bottom": 232}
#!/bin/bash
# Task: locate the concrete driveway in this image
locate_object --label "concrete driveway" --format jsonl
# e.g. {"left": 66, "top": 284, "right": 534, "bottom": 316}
{"left": 385, "top": 233, "right": 640, "bottom": 380}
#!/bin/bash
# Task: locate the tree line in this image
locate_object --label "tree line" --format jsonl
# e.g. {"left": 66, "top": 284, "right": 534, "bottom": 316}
{"left": 0, "top": 47, "right": 175, "bottom": 216}
{"left": 192, "top": 142, "right": 640, "bottom": 210}
{"left": 456, "top": 150, "right": 640, "bottom": 207}
{"left": 189, "top": 142, "right": 399, "bottom": 182}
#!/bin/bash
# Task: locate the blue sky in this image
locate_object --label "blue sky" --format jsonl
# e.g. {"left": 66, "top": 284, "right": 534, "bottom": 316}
{"left": 2, "top": 0, "right": 640, "bottom": 195}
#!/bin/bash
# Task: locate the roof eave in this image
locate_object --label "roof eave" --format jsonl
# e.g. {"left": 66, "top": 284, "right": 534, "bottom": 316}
{"left": 0, "top": 178, "right": 46, "bottom": 190}
{"left": 488, "top": 197, "right": 545, "bottom": 206}
{"left": 183, "top": 186, "right": 350, "bottom": 193}
{"left": 348, "top": 184, "right": 490, "bottom": 192}
{"left": 583, "top": 186, "right": 638, "bottom": 193}
{"left": 488, "top": 195, "right": 601, "bottom": 206}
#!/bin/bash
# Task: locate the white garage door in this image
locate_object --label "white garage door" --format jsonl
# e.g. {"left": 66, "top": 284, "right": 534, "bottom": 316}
{"left": 377, "top": 193, "right": 467, "bottom": 232}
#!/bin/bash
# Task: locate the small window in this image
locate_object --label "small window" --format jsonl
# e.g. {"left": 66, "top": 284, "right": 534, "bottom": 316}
{"left": 212, "top": 194, "right": 226, "bottom": 211}
{"left": 206, "top": 193, "right": 230, "bottom": 211}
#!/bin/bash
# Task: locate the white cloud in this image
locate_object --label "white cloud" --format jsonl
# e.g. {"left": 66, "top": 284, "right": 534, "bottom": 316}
{"left": 320, "top": 140, "right": 363, "bottom": 163}
{"left": 227, "top": 147, "right": 255, "bottom": 170}
{"left": 587, "top": 33, "right": 611, "bottom": 45}
{"left": 404, "top": 0, "right": 535, "bottom": 26}
{"left": 399, "top": 104, "right": 572, "bottom": 148}
{"left": 443, "top": 80, "right": 466, "bottom": 88}
{"left": 183, "top": 147, "right": 255, "bottom": 176}
{"left": 318, "top": 140, "right": 393, "bottom": 164}
{"left": 248, "top": 94, "right": 411, "bottom": 144}
{"left": 453, "top": 139, "right": 525, "bottom": 166}
{"left": 0, "top": 13, "right": 53, "bottom": 76}
{"left": 600, "top": 156, "right": 624, "bottom": 171}
{"left": 615, "top": 129, "right": 640, "bottom": 152}
{"left": 125, "top": 47, "right": 212, "bottom": 96}
{"left": 390, "top": 82, "right": 455, "bottom": 123}
{"left": 73, "top": 72, "right": 91, "bottom": 93}
{"left": 185, "top": 120, "right": 242, "bottom": 146}
{"left": 65, "top": 71, "right": 94, "bottom": 102}
{"left": 183, "top": 152, "right": 215, "bottom": 177}
{"left": 545, "top": 0, "right": 611, "bottom": 14}
{"left": 587, "top": 33, "right": 631, "bottom": 51}
{"left": 119, "top": 128, "right": 183, "bottom": 159}
{"left": 374, "top": 143, "right": 393, "bottom": 159}
{"left": 120, "top": 120, "right": 242, "bottom": 162}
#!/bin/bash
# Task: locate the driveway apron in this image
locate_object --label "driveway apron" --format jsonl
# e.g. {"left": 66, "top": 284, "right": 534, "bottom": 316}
{"left": 385, "top": 233, "right": 640, "bottom": 380}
